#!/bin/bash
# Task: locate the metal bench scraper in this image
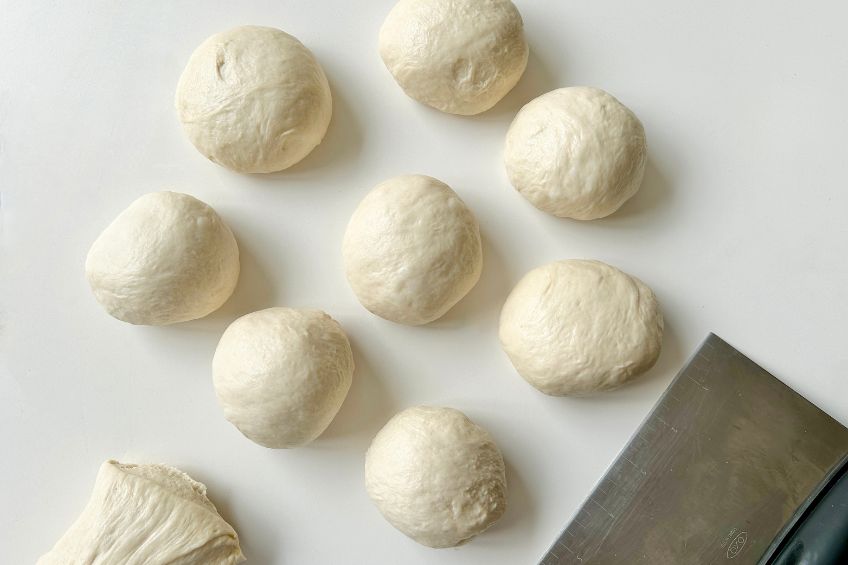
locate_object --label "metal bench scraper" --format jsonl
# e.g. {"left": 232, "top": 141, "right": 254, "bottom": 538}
{"left": 539, "top": 333, "right": 848, "bottom": 564}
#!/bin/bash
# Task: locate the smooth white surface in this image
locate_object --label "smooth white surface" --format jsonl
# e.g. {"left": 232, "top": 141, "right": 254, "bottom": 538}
{"left": 2, "top": 1, "right": 848, "bottom": 563}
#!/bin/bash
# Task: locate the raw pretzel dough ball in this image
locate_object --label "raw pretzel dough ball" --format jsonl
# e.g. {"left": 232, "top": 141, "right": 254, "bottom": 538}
{"left": 499, "top": 260, "right": 663, "bottom": 395}
{"left": 176, "top": 25, "right": 332, "bottom": 173}
{"left": 379, "top": 0, "right": 528, "bottom": 115}
{"left": 85, "top": 191, "right": 239, "bottom": 326}
{"left": 365, "top": 406, "right": 507, "bottom": 548}
{"left": 342, "top": 174, "right": 482, "bottom": 325}
{"left": 504, "top": 87, "right": 647, "bottom": 219}
{"left": 213, "top": 307, "right": 354, "bottom": 448}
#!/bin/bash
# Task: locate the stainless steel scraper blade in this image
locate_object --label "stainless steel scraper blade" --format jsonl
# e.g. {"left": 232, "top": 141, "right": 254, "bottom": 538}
{"left": 540, "top": 333, "right": 848, "bottom": 564}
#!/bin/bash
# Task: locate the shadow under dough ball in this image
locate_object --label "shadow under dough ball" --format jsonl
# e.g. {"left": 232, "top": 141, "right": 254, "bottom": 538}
{"left": 342, "top": 174, "right": 482, "bottom": 325}
{"left": 365, "top": 406, "right": 507, "bottom": 548}
{"left": 212, "top": 307, "right": 354, "bottom": 449}
{"left": 499, "top": 259, "right": 663, "bottom": 395}
{"left": 175, "top": 25, "right": 332, "bottom": 173}
{"left": 379, "top": 0, "right": 528, "bottom": 115}
{"left": 504, "top": 87, "right": 647, "bottom": 219}
{"left": 85, "top": 191, "right": 240, "bottom": 326}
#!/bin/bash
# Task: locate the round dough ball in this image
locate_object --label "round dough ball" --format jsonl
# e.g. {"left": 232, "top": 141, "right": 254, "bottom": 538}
{"left": 175, "top": 25, "right": 332, "bottom": 173}
{"left": 342, "top": 175, "right": 482, "bottom": 325}
{"left": 365, "top": 406, "right": 507, "bottom": 548}
{"left": 212, "top": 307, "right": 354, "bottom": 448}
{"left": 499, "top": 260, "right": 663, "bottom": 395}
{"left": 379, "top": 0, "right": 528, "bottom": 115}
{"left": 85, "top": 191, "right": 239, "bottom": 326}
{"left": 504, "top": 87, "right": 647, "bottom": 220}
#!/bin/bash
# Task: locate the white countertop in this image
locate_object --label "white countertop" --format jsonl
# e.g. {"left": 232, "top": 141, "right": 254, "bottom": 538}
{"left": 3, "top": 1, "right": 848, "bottom": 563}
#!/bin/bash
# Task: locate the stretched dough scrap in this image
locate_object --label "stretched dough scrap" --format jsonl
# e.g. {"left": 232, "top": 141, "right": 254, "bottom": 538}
{"left": 38, "top": 460, "right": 245, "bottom": 565}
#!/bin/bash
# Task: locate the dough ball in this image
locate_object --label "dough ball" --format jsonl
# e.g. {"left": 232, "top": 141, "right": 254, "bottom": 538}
{"left": 379, "top": 0, "right": 528, "bottom": 115}
{"left": 38, "top": 460, "right": 244, "bottom": 565}
{"left": 213, "top": 307, "right": 354, "bottom": 448}
{"left": 176, "top": 25, "right": 332, "bottom": 173}
{"left": 504, "top": 87, "right": 647, "bottom": 219}
{"left": 85, "top": 191, "right": 239, "bottom": 326}
{"left": 365, "top": 406, "right": 507, "bottom": 548}
{"left": 342, "top": 174, "right": 482, "bottom": 325}
{"left": 499, "top": 260, "right": 663, "bottom": 395}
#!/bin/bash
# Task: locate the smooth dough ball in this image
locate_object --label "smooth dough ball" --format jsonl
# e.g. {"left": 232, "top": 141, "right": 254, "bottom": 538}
{"left": 342, "top": 175, "right": 482, "bottom": 325}
{"left": 499, "top": 260, "right": 663, "bottom": 395}
{"left": 85, "top": 191, "right": 239, "bottom": 326}
{"left": 213, "top": 307, "right": 354, "bottom": 448}
{"left": 175, "top": 25, "right": 332, "bottom": 173}
{"left": 504, "top": 87, "right": 647, "bottom": 220}
{"left": 379, "top": 0, "right": 528, "bottom": 115}
{"left": 38, "top": 460, "right": 244, "bottom": 565}
{"left": 365, "top": 406, "right": 507, "bottom": 548}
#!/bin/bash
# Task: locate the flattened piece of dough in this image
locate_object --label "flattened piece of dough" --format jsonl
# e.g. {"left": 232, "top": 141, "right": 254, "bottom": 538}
{"left": 38, "top": 460, "right": 245, "bottom": 565}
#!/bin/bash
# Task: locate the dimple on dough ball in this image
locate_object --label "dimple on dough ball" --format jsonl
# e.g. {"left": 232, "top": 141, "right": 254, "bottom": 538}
{"left": 365, "top": 406, "right": 507, "bottom": 548}
{"left": 175, "top": 25, "right": 332, "bottom": 173}
{"left": 85, "top": 191, "right": 239, "bottom": 326}
{"left": 342, "top": 174, "right": 482, "bottom": 326}
{"left": 379, "top": 0, "right": 528, "bottom": 115}
{"left": 499, "top": 259, "right": 663, "bottom": 396}
{"left": 213, "top": 307, "right": 354, "bottom": 449}
{"left": 504, "top": 87, "right": 647, "bottom": 220}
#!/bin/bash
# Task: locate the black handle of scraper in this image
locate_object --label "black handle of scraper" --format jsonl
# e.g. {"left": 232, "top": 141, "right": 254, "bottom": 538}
{"left": 760, "top": 454, "right": 848, "bottom": 564}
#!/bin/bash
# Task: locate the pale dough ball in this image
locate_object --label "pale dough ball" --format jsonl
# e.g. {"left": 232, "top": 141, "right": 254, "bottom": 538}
{"left": 213, "top": 307, "right": 354, "bottom": 448}
{"left": 499, "top": 260, "right": 663, "bottom": 395}
{"left": 365, "top": 406, "right": 507, "bottom": 548}
{"left": 175, "top": 25, "right": 332, "bottom": 173}
{"left": 85, "top": 191, "right": 239, "bottom": 326}
{"left": 38, "top": 460, "right": 244, "bottom": 565}
{"left": 342, "top": 175, "right": 482, "bottom": 325}
{"left": 504, "top": 87, "right": 647, "bottom": 219}
{"left": 379, "top": 0, "right": 528, "bottom": 115}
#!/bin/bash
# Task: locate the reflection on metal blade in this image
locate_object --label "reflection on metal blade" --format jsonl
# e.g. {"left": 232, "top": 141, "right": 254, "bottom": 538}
{"left": 540, "top": 333, "right": 848, "bottom": 564}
